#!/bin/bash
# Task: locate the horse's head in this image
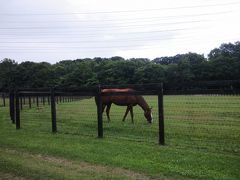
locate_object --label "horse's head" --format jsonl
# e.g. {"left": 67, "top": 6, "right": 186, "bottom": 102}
{"left": 144, "top": 107, "right": 153, "bottom": 123}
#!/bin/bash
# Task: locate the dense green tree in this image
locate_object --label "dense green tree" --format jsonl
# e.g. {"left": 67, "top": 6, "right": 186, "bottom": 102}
{"left": 0, "top": 41, "right": 239, "bottom": 90}
{"left": 208, "top": 56, "right": 239, "bottom": 80}
{"left": 0, "top": 58, "right": 18, "bottom": 90}
{"left": 208, "top": 42, "right": 240, "bottom": 60}
{"left": 208, "top": 41, "right": 240, "bottom": 80}
{"left": 134, "top": 64, "right": 165, "bottom": 84}
{"left": 16, "top": 61, "right": 53, "bottom": 88}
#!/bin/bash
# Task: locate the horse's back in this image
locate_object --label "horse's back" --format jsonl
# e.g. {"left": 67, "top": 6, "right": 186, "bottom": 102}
{"left": 102, "top": 88, "right": 135, "bottom": 93}
{"left": 101, "top": 88, "right": 137, "bottom": 106}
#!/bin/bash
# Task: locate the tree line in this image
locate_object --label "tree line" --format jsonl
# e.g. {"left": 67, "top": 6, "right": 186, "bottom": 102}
{"left": 0, "top": 42, "right": 239, "bottom": 91}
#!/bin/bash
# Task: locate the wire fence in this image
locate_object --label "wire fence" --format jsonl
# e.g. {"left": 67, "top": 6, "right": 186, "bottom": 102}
{"left": 9, "top": 93, "right": 240, "bottom": 149}
{"left": 56, "top": 96, "right": 97, "bottom": 137}
{"left": 20, "top": 97, "right": 52, "bottom": 133}
{"left": 16, "top": 95, "right": 160, "bottom": 143}
{"left": 2, "top": 81, "right": 240, "bottom": 146}
{"left": 16, "top": 95, "right": 80, "bottom": 133}
{"left": 164, "top": 95, "right": 240, "bottom": 150}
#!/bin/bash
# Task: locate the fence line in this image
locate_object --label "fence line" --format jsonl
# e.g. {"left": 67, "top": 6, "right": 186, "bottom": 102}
{"left": 9, "top": 84, "right": 165, "bottom": 145}
{"left": 3, "top": 80, "right": 240, "bottom": 145}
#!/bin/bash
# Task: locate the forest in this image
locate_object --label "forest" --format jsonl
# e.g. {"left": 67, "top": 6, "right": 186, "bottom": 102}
{"left": 0, "top": 41, "right": 239, "bottom": 90}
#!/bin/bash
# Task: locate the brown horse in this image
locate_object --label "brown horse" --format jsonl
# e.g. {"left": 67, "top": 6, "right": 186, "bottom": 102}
{"left": 101, "top": 88, "right": 153, "bottom": 123}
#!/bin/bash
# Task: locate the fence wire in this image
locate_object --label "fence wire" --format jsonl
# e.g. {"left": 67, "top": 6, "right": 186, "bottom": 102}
{"left": 101, "top": 95, "right": 158, "bottom": 143}
{"left": 56, "top": 96, "right": 97, "bottom": 137}
{"left": 17, "top": 94, "right": 240, "bottom": 148}
{"left": 164, "top": 94, "right": 240, "bottom": 152}
{"left": 20, "top": 96, "right": 52, "bottom": 133}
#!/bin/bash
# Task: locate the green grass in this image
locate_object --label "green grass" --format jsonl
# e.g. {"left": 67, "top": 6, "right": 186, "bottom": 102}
{"left": 0, "top": 95, "right": 239, "bottom": 179}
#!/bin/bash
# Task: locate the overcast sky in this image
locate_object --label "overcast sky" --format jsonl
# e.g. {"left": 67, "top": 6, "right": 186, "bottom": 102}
{"left": 1, "top": 0, "right": 240, "bottom": 63}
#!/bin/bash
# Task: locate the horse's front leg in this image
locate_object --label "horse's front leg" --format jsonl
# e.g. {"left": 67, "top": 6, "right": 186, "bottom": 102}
{"left": 106, "top": 104, "right": 112, "bottom": 122}
{"left": 122, "top": 106, "right": 130, "bottom": 122}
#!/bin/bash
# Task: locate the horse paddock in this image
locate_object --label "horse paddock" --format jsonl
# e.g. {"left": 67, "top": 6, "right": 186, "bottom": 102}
{"left": 18, "top": 95, "right": 159, "bottom": 142}
{"left": 11, "top": 93, "right": 240, "bottom": 146}
{"left": 0, "top": 91, "right": 240, "bottom": 179}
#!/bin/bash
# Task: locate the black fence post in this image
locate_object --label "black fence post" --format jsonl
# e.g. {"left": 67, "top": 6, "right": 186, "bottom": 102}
{"left": 158, "top": 83, "right": 165, "bottom": 145}
{"left": 56, "top": 96, "right": 59, "bottom": 104}
{"left": 20, "top": 96, "right": 23, "bottom": 110}
{"left": 96, "top": 85, "right": 103, "bottom": 138}
{"left": 2, "top": 93, "right": 6, "bottom": 107}
{"left": 36, "top": 96, "right": 39, "bottom": 107}
{"left": 29, "top": 96, "right": 32, "bottom": 108}
{"left": 51, "top": 88, "right": 57, "bottom": 133}
{"left": 15, "top": 90, "right": 20, "bottom": 129}
{"left": 9, "top": 90, "right": 15, "bottom": 123}
{"left": 47, "top": 96, "right": 50, "bottom": 105}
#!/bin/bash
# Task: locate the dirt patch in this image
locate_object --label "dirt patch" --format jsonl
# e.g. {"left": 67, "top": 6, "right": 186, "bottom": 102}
{"left": 0, "top": 172, "right": 26, "bottom": 180}
{"left": 1, "top": 147, "right": 154, "bottom": 180}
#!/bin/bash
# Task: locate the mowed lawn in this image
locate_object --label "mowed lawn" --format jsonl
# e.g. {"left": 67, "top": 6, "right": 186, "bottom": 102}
{"left": 0, "top": 95, "right": 239, "bottom": 179}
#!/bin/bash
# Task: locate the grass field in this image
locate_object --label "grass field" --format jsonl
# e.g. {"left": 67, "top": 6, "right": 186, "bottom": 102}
{"left": 0, "top": 95, "right": 240, "bottom": 179}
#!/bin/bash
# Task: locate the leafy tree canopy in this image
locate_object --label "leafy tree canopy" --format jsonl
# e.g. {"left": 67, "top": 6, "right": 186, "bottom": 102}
{"left": 0, "top": 42, "right": 239, "bottom": 90}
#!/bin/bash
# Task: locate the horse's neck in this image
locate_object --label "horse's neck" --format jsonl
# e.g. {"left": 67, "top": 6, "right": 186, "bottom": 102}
{"left": 137, "top": 96, "right": 149, "bottom": 111}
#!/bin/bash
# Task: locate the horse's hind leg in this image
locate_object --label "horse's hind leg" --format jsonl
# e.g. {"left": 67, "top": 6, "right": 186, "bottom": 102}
{"left": 130, "top": 106, "right": 134, "bottom": 123}
{"left": 106, "top": 104, "right": 112, "bottom": 122}
{"left": 102, "top": 104, "right": 106, "bottom": 114}
{"left": 122, "top": 106, "right": 130, "bottom": 122}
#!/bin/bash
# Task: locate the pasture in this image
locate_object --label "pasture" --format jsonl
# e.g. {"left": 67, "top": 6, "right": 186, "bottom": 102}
{"left": 0, "top": 95, "right": 240, "bottom": 179}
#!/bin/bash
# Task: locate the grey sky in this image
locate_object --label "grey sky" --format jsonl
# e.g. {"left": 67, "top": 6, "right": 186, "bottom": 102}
{"left": 0, "top": 0, "right": 240, "bottom": 63}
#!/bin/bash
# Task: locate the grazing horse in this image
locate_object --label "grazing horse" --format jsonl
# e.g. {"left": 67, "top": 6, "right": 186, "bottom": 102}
{"left": 100, "top": 88, "right": 153, "bottom": 123}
